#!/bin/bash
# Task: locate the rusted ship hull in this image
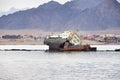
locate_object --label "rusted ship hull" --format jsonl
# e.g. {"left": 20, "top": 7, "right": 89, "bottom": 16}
{"left": 44, "top": 38, "right": 96, "bottom": 51}
{"left": 61, "top": 44, "right": 91, "bottom": 51}
{"left": 44, "top": 37, "right": 66, "bottom": 51}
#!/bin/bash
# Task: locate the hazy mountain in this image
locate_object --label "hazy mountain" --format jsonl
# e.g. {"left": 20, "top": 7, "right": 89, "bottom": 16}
{"left": 65, "top": 0, "right": 120, "bottom": 30}
{"left": 0, "top": 7, "right": 30, "bottom": 17}
{"left": 63, "top": 0, "right": 104, "bottom": 10}
{"left": 0, "top": 11, "right": 4, "bottom": 17}
{"left": 0, "top": 0, "right": 120, "bottom": 31}
{"left": 0, "top": 8, "right": 19, "bottom": 17}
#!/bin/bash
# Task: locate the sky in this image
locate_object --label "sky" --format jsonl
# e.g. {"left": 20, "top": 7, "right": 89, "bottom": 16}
{"left": 0, "top": 0, "right": 120, "bottom": 12}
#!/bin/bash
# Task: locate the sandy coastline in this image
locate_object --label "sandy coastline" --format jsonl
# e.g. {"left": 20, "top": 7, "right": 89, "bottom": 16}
{"left": 0, "top": 39, "right": 44, "bottom": 45}
{"left": 1, "top": 39, "right": 120, "bottom": 45}
{"left": 0, "top": 39, "right": 105, "bottom": 45}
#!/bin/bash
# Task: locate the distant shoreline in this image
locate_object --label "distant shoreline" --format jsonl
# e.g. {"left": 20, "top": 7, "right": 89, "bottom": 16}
{"left": 0, "top": 39, "right": 120, "bottom": 45}
{"left": 0, "top": 39, "right": 44, "bottom": 45}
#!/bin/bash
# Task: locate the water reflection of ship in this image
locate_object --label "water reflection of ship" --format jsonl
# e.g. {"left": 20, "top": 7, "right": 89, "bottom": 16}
{"left": 44, "top": 31, "right": 96, "bottom": 51}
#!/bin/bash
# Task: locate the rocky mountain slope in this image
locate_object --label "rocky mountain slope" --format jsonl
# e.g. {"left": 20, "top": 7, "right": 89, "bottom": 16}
{"left": 0, "top": 0, "right": 120, "bottom": 31}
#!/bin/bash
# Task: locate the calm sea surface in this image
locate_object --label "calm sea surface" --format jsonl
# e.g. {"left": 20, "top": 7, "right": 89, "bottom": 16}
{"left": 0, "top": 51, "right": 120, "bottom": 80}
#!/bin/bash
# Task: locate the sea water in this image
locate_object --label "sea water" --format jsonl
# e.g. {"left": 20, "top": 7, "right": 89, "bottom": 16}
{"left": 0, "top": 51, "right": 120, "bottom": 80}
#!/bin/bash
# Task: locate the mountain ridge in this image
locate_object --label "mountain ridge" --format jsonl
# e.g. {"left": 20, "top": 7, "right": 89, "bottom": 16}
{"left": 0, "top": 0, "right": 120, "bottom": 31}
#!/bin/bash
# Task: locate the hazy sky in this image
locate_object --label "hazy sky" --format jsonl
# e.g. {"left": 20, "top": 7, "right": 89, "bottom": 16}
{"left": 0, "top": 0, "right": 120, "bottom": 12}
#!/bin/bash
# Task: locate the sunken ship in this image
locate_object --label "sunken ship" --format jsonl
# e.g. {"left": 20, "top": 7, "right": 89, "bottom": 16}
{"left": 44, "top": 31, "right": 96, "bottom": 51}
